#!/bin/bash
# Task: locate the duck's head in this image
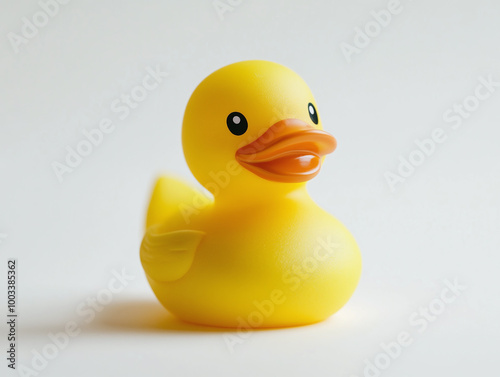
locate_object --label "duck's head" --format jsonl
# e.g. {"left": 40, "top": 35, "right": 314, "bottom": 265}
{"left": 182, "top": 60, "right": 336, "bottom": 199}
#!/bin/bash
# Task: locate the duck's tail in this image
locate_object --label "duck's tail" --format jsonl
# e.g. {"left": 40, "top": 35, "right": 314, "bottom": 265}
{"left": 146, "top": 176, "right": 212, "bottom": 229}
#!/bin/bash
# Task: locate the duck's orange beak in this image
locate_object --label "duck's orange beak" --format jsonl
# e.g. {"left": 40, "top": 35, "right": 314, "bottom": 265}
{"left": 235, "top": 119, "right": 337, "bottom": 183}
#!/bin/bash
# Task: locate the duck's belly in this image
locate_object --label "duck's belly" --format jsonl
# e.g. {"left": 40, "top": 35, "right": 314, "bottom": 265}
{"left": 150, "top": 202, "right": 361, "bottom": 328}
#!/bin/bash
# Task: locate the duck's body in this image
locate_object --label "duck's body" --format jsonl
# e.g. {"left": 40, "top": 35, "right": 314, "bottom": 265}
{"left": 140, "top": 61, "right": 361, "bottom": 328}
{"left": 142, "top": 177, "right": 361, "bottom": 328}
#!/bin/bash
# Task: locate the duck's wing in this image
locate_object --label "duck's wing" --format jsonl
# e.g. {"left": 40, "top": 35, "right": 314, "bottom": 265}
{"left": 146, "top": 176, "right": 213, "bottom": 229}
{"left": 140, "top": 226, "right": 205, "bottom": 282}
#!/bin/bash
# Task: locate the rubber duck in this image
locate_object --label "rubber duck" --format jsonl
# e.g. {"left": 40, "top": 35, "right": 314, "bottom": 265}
{"left": 140, "top": 60, "right": 361, "bottom": 328}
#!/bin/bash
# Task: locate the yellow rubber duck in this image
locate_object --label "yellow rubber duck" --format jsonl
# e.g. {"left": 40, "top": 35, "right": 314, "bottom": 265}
{"left": 140, "top": 60, "right": 361, "bottom": 328}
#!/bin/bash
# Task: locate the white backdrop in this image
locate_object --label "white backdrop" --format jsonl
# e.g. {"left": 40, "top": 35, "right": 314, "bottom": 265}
{"left": 1, "top": 0, "right": 499, "bottom": 376}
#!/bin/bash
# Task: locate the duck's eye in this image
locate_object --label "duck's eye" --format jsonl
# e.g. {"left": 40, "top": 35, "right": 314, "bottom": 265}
{"left": 308, "top": 103, "right": 318, "bottom": 125}
{"left": 226, "top": 112, "right": 248, "bottom": 135}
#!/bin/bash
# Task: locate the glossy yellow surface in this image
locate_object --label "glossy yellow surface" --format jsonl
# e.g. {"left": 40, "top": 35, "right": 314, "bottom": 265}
{"left": 140, "top": 61, "right": 361, "bottom": 328}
